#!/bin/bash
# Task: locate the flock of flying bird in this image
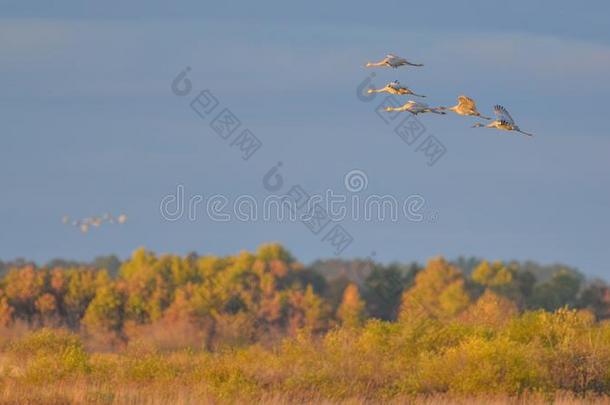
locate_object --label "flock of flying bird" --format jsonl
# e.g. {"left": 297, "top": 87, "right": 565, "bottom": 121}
{"left": 58, "top": 53, "right": 529, "bottom": 236}
{"left": 62, "top": 213, "right": 128, "bottom": 234}
{"left": 364, "top": 53, "right": 535, "bottom": 137}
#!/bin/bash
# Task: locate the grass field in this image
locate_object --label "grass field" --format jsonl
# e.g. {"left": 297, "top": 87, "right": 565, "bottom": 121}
{"left": 2, "top": 313, "right": 610, "bottom": 405}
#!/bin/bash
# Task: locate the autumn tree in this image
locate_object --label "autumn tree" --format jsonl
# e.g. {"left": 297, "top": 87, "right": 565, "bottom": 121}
{"left": 301, "top": 284, "right": 328, "bottom": 333}
{"left": 471, "top": 260, "right": 534, "bottom": 307}
{"left": 0, "top": 292, "right": 14, "bottom": 327}
{"left": 35, "top": 293, "right": 58, "bottom": 326}
{"left": 337, "top": 283, "right": 365, "bottom": 328}
{"left": 3, "top": 266, "right": 45, "bottom": 322}
{"left": 461, "top": 289, "right": 518, "bottom": 327}
{"left": 399, "top": 257, "right": 471, "bottom": 322}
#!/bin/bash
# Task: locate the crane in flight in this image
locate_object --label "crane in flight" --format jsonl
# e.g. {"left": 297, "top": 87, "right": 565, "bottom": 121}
{"left": 368, "top": 80, "right": 426, "bottom": 97}
{"left": 440, "top": 96, "right": 490, "bottom": 119}
{"left": 472, "top": 105, "right": 535, "bottom": 136}
{"left": 365, "top": 54, "right": 423, "bottom": 68}
{"left": 385, "top": 100, "right": 445, "bottom": 115}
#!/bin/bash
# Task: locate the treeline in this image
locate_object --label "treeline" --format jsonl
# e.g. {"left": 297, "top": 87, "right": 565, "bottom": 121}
{"left": 0, "top": 244, "right": 609, "bottom": 349}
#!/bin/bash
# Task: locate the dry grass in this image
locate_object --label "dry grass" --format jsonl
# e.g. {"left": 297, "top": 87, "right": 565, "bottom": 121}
{"left": 3, "top": 319, "right": 610, "bottom": 404}
{"left": 1, "top": 384, "right": 610, "bottom": 405}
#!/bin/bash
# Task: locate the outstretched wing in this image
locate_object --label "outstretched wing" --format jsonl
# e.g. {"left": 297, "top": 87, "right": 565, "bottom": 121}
{"left": 387, "top": 54, "right": 407, "bottom": 65}
{"left": 412, "top": 101, "right": 428, "bottom": 109}
{"left": 494, "top": 105, "right": 515, "bottom": 125}
{"left": 457, "top": 95, "right": 476, "bottom": 110}
{"left": 388, "top": 80, "right": 401, "bottom": 89}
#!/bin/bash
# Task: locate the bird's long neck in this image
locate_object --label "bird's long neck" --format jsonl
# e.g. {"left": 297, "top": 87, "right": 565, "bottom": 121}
{"left": 366, "top": 60, "right": 385, "bottom": 67}
{"left": 387, "top": 105, "right": 406, "bottom": 112}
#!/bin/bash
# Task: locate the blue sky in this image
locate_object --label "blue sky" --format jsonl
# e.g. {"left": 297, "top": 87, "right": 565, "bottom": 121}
{"left": 1, "top": 1, "right": 609, "bottom": 277}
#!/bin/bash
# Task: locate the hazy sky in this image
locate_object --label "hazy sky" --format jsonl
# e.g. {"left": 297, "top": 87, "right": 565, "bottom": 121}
{"left": 1, "top": 1, "right": 609, "bottom": 277}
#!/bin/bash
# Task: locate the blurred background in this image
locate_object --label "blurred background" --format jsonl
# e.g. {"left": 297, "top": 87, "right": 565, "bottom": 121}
{"left": 1, "top": 0, "right": 609, "bottom": 277}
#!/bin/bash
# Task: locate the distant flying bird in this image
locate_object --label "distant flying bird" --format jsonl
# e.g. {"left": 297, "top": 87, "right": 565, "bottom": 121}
{"left": 368, "top": 80, "right": 426, "bottom": 97}
{"left": 365, "top": 54, "right": 423, "bottom": 68}
{"left": 440, "top": 95, "right": 491, "bottom": 119}
{"left": 62, "top": 211, "right": 127, "bottom": 233}
{"left": 385, "top": 100, "right": 446, "bottom": 115}
{"left": 472, "top": 105, "right": 535, "bottom": 136}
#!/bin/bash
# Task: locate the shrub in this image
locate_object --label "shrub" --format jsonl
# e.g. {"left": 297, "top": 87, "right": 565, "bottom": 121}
{"left": 7, "top": 328, "right": 90, "bottom": 383}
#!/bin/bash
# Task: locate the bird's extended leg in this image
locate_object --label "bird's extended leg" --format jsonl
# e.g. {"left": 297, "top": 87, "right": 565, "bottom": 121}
{"left": 517, "top": 130, "right": 534, "bottom": 137}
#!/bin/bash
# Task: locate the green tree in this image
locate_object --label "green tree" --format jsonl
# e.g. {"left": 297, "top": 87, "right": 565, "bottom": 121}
{"left": 578, "top": 280, "right": 610, "bottom": 319}
{"left": 364, "top": 263, "right": 419, "bottom": 320}
{"left": 92, "top": 255, "right": 122, "bottom": 277}
{"left": 63, "top": 268, "right": 99, "bottom": 328}
{"left": 529, "top": 269, "right": 582, "bottom": 311}
{"left": 82, "top": 284, "right": 124, "bottom": 333}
